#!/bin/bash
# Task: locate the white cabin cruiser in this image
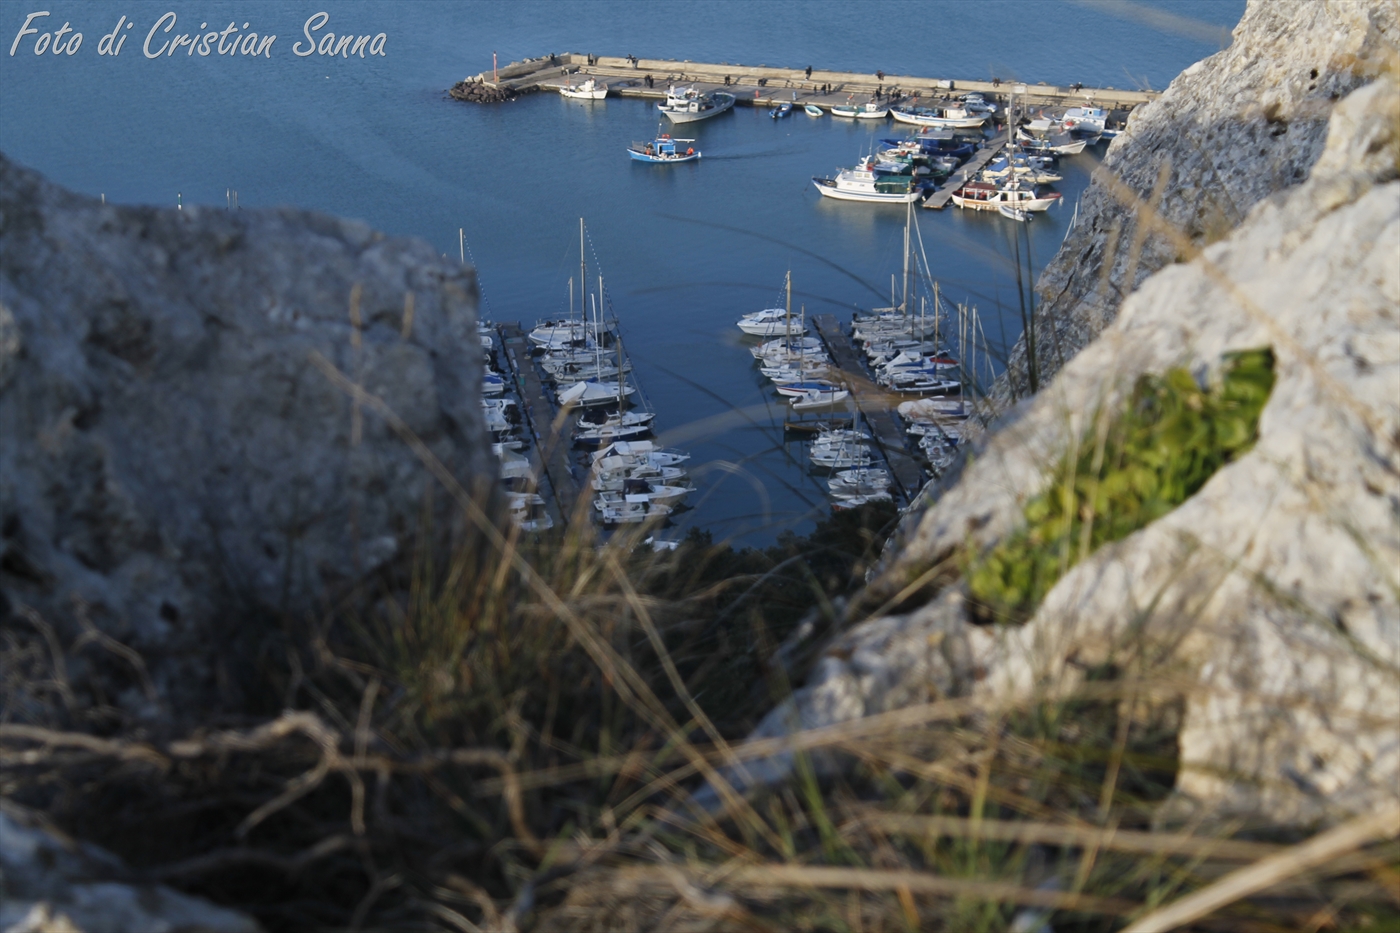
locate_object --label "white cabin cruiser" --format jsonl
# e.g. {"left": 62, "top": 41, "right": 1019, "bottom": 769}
{"left": 813, "top": 161, "right": 922, "bottom": 204}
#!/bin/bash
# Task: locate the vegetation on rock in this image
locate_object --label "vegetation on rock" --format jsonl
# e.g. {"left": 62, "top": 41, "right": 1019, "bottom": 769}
{"left": 968, "top": 349, "right": 1276, "bottom": 624}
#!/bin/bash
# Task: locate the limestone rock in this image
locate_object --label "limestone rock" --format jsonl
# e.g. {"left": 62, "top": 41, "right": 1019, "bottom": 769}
{"left": 0, "top": 153, "right": 494, "bottom": 714}
{"left": 999, "top": 0, "right": 1398, "bottom": 399}
{"left": 0, "top": 802, "right": 260, "bottom": 932}
{"left": 725, "top": 73, "right": 1399, "bottom": 828}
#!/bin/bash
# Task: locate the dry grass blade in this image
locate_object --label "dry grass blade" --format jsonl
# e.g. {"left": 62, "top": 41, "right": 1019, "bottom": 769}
{"left": 1123, "top": 802, "right": 1400, "bottom": 932}
{"left": 859, "top": 812, "right": 1283, "bottom": 861}
{"left": 613, "top": 863, "right": 1139, "bottom": 914}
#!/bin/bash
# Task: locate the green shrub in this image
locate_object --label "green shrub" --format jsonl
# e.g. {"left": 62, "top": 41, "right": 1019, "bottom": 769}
{"left": 968, "top": 349, "right": 1275, "bottom": 624}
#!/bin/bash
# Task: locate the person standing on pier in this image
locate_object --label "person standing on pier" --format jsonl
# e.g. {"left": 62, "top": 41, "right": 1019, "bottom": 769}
{"left": 876, "top": 69, "right": 884, "bottom": 81}
{"left": 805, "top": 65, "right": 812, "bottom": 79}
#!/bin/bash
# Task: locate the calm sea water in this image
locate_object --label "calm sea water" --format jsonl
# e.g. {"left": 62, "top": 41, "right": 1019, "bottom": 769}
{"left": 0, "top": 0, "right": 1243, "bottom": 545}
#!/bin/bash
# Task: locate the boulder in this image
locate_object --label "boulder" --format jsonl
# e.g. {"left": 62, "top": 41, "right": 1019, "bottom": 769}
{"left": 0, "top": 801, "right": 260, "bottom": 933}
{"left": 711, "top": 71, "right": 1399, "bottom": 828}
{"left": 0, "top": 153, "right": 494, "bottom": 715}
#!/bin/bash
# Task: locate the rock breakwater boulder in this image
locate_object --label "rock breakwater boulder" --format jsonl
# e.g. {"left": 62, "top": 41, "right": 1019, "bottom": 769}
{"left": 449, "top": 78, "right": 519, "bottom": 103}
{"left": 0, "top": 153, "right": 495, "bottom": 716}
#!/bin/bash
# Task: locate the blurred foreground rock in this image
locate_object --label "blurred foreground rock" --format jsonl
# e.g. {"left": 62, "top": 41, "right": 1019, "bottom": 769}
{"left": 716, "top": 70, "right": 1399, "bottom": 828}
{"left": 0, "top": 802, "right": 260, "bottom": 932}
{"left": 0, "top": 153, "right": 494, "bottom": 715}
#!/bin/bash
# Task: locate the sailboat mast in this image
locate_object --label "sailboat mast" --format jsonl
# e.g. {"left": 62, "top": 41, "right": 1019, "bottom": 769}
{"left": 934, "top": 281, "right": 941, "bottom": 347}
{"left": 785, "top": 271, "right": 792, "bottom": 344}
{"left": 579, "top": 218, "right": 586, "bottom": 324}
{"left": 459, "top": 228, "right": 465, "bottom": 265}
{"left": 902, "top": 198, "right": 911, "bottom": 316}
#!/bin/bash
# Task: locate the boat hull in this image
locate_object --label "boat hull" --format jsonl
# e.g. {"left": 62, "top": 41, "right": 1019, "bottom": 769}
{"left": 891, "top": 110, "right": 987, "bottom": 129}
{"left": 804, "top": 104, "right": 824, "bottom": 116}
{"left": 560, "top": 87, "right": 607, "bottom": 100}
{"left": 813, "top": 179, "right": 921, "bottom": 203}
{"left": 627, "top": 148, "right": 701, "bottom": 163}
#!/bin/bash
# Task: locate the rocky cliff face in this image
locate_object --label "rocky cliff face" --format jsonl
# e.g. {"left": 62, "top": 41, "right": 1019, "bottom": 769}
{"left": 716, "top": 65, "right": 1399, "bottom": 826}
{"left": 0, "top": 155, "right": 494, "bottom": 716}
{"left": 999, "top": 0, "right": 1398, "bottom": 399}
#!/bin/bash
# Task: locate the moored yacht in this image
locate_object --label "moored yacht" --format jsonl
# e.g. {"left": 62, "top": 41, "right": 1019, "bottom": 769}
{"left": 813, "top": 161, "right": 922, "bottom": 203}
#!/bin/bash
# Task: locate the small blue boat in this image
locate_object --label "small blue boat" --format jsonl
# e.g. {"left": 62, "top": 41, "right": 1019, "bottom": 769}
{"left": 769, "top": 101, "right": 793, "bottom": 119}
{"left": 627, "top": 133, "right": 701, "bottom": 163}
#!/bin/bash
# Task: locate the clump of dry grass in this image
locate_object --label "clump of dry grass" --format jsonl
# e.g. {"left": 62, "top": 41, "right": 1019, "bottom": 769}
{"left": 0, "top": 488, "right": 900, "bottom": 931}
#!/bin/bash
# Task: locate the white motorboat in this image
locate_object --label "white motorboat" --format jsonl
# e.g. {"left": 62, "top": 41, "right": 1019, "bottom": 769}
{"left": 810, "top": 441, "right": 872, "bottom": 469}
{"left": 494, "top": 445, "right": 535, "bottom": 481}
{"left": 597, "top": 500, "right": 672, "bottom": 525}
{"left": 591, "top": 440, "right": 689, "bottom": 467}
{"left": 574, "top": 410, "right": 655, "bottom": 445}
{"left": 560, "top": 77, "right": 608, "bottom": 100}
{"left": 737, "top": 307, "right": 809, "bottom": 337}
{"left": 593, "top": 483, "right": 693, "bottom": 510}
{"left": 507, "top": 492, "right": 554, "bottom": 533}
{"left": 657, "top": 85, "right": 736, "bottom": 123}
{"left": 557, "top": 378, "right": 636, "bottom": 408}
{"left": 774, "top": 379, "right": 841, "bottom": 398}
{"left": 829, "top": 468, "right": 891, "bottom": 499}
{"left": 791, "top": 386, "right": 850, "bottom": 410}
{"left": 830, "top": 100, "right": 888, "bottom": 119}
{"left": 751, "top": 335, "right": 824, "bottom": 360}
{"left": 804, "top": 103, "right": 825, "bottom": 117}
{"left": 831, "top": 492, "right": 893, "bottom": 510}
{"left": 998, "top": 203, "right": 1032, "bottom": 222}
{"left": 813, "top": 161, "right": 922, "bottom": 204}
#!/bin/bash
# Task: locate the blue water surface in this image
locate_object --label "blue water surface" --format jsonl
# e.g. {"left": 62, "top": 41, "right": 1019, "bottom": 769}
{"left": 0, "top": 0, "right": 1244, "bottom": 545}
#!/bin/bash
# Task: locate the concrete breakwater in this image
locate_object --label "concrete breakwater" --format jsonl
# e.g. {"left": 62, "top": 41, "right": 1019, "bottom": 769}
{"left": 465, "top": 52, "right": 1160, "bottom": 111}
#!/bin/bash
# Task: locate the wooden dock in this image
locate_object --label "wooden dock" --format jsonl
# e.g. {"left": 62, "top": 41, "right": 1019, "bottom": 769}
{"left": 922, "top": 138, "right": 1007, "bottom": 210}
{"left": 471, "top": 53, "right": 1158, "bottom": 112}
{"left": 811, "top": 314, "right": 924, "bottom": 505}
{"left": 498, "top": 324, "right": 580, "bottom": 526}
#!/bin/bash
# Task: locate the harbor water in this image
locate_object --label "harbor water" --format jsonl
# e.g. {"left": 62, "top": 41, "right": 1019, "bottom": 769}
{"left": 0, "top": 0, "right": 1245, "bottom": 544}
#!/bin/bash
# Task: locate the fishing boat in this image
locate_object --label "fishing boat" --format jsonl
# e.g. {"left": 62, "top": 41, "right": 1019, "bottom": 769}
{"left": 951, "top": 180, "right": 1062, "bottom": 212}
{"left": 1060, "top": 104, "right": 1108, "bottom": 135}
{"left": 830, "top": 100, "right": 888, "bottom": 119}
{"left": 627, "top": 133, "right": 700, "bottom": 163}
{"left": 998, "top": 203, "right": 1032, "bottom": 222}
{"left": 813, "top": 161, "right": 922, "bottom": 204}
{"left": 804, "top": 103, "right": 825, "bottom": 116}
{"left": 559, "top": 77, "right": 608, "bottom": 100}
{"left": 769, "top": 101, "right": 793, "bottom": 119}
{"left": 891, "top": 104, "right": 988, "bottom": 129}
{"left": 657, "top": 85, "right": 736, "bottom": 123}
